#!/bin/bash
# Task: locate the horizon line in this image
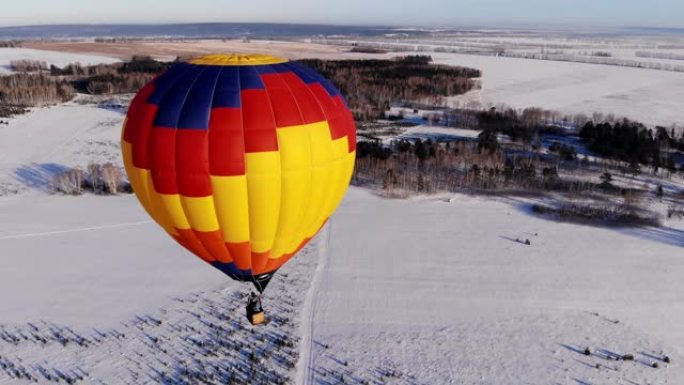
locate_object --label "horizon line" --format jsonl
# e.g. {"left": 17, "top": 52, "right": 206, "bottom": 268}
{"left": 1, "top": 21, "right": 683, "bottom": 33}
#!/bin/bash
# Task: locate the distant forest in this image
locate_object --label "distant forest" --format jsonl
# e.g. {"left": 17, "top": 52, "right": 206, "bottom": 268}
{"left": 0, "top": 56, "right": 165, "bottom": 113}
{"left": 580, "top": 121, "right": 683, "bottom": 171}
{"left": 1, "top": 55, "right": 682, "bottom": 174}
{"left": 0, "top": 55, "right": 479, "bottom": 121}
{"left": 302, "top": 55, "right": 481, "bottom": 121}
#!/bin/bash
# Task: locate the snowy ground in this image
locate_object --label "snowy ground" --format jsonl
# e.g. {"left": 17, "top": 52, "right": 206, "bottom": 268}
{"left": 305, "top": 189, "right": 684, "bottom": 385}
{"left": 0, "top": 48, "right": 119, "bottom": 74}
{"left": 0, "top": 104, "right": 124, "bottom": 196}
{"left": 0, "top": 90, "right": 683, "bottom": 383}
{"left": 433, "top": 53, "right": 684, "bottom": 128}
{"left": 0, "top": 103, "right": 312, "bottom": 384}
{"left": 380, "top": 125, "right": 481, "bottom": 145}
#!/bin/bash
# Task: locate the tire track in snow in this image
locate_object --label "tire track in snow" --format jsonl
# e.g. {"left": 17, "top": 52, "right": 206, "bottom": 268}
{"left": 0, "top": 220, "right": 151, "bottom": 241}
{"left": 295, "top": 219, "right": 332, "bottom": 385}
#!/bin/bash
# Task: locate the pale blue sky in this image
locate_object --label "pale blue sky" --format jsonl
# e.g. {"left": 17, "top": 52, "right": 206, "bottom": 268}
{"left": 0, "top": 0, "right": 681, "bottom": 28}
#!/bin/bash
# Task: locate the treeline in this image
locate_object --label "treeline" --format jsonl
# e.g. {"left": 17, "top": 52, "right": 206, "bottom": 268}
{"left": 580, "top": 121, "right": 683, "bottom": 171}
{"left": 471, "top": 106, "right": 580, "bottom": 145}
{"left": 53, "top": 56, "right": 171, "bottom": 94}
{"left": 427, "top": 103, "right": 683, "bottom": 172}
{"left": 0, "top": 41, "right": 20, "bottom": 48}
{"left": 354, "top": 137, "right": 596, "bottom": 195}
{"left": 636, "top": 51, "right": 684, "bottom": 61}
{"left": 2, "top": 55, "right": 480, "bottom": 120}
{"left": 50, "top": 56, "right": 169, "bottom": 77}
{"left": 301, "top": 56, "right": 481, "bottom": 121}
{"left": 0, "top": 74, "right": 74, "bottom": 107}
{"left": 9, "top": 59, "right": 48, "bottom": 72}
{"left": 74, "top": 72, "right": 156, "bottom": 94}
{"left": 0, "top": 56, "right": 172, "bottom": 116}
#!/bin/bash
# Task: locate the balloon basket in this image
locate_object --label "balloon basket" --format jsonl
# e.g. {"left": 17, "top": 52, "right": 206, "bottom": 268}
{"left": 247, "top": 310, "right": 266, "bottom": 325}
{"left": 246, "top": 293, "right": 265, "bottom": 325}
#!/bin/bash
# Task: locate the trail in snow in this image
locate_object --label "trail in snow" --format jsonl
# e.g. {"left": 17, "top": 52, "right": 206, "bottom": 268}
{"left": 0, "top": 220, "right": 151, "bottom": 241}
{"left": 295, "top": 219, "right": 331, "bottom": 385}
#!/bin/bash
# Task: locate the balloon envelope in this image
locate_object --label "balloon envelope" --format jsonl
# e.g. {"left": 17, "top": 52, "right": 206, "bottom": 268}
{"left": 121, "top": 54, "right": 356, "bottom": 287}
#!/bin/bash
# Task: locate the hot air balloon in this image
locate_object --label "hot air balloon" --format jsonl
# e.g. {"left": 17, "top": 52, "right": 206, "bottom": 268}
{"left": 121, "top": 54, "right": 356, "bottom": 324}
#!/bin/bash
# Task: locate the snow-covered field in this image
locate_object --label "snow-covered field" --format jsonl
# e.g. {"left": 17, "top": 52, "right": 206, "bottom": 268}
{"left": 0, "top": 48, "right": 119, "bottom": 74}
{"left": 0, "top": 103, "right": 682, "bottom": 384}
{"left": 0, "top": 104, "right": 312, "bottom": 384}
{"left": 306, "top": 189, "right": 684, "bottom": 384}
{"left": 433, "top": 53, "right": 684, "bottom": 128}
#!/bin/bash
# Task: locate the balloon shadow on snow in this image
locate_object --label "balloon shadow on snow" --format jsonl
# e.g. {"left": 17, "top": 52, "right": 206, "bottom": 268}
{"left": 14, "top": 163, "right": 70, "bottom": 192}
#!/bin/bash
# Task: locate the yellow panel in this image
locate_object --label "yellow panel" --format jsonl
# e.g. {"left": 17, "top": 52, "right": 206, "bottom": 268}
{"left": 276, "top": 124, "right": 311, "bottom": 170}
{"left": 245, "top": 152, "right": 281, "bottom": 253}
{"left": 343, "top": 152, "right": 356, "bottom": 194}
{"left": 325, "top": 136, "right": 350, "bottom": 215}
{"left": 121, "top": 140, "right": 149, "bottom": 210}
{"left": 159, "top": 193, "right": 191, "bottom": 230}
{"left": 271, "top": 124, "right": 313, "bottom": 258}
{"left": 294, "top": 122, "right": 334, "bottom": 250}
{"left": 308, "top": 121, "right": 335, "bottom": 163}
{"left": 120, "top": 118, "right": 128, "bottom": 141}
{"left": 271, "top": 170, "right": 311, "bottom": 257}
{"left": 180, "top": 196, "right": 220, "bottom": 232}
{"left": 188, "top": 53, "right": 288, "bottom": 66}
{"left": 122, "top": 140, "right": 178, "bottom": 236}
{"left": 143, "top": 173, "right": 180, "bottom": 235}
{"left": 210, "top": 175, "right": 250, "bottom": 243}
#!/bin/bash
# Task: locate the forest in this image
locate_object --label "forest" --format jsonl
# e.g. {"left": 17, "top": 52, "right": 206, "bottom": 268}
{"left": 0, "top": 74, "right": 74, "bottom": 108}
{"left": 580, "top": 121, "right": 683, "bottom": 171}
{"left": 0, "top": 57, "right": 167, "bottom": 117}
{"left": 301, "top": 55, "right": 481, "bottom": 121}
{"left": 0, "top": 55, "right": 479, "bottom": 120}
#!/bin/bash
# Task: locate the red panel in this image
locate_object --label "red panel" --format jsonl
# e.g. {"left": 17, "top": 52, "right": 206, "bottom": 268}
{"left": 194, "top": 230, "right": 232, "bottom": 263}
{"left": 332, "top": 96, "right": 357, "bottom": 152}
{"left": 208, "top": 108, "right": 246, "bottom": 176}
{"left": 280, "top": 72, "right": 326, "bottom": 124}
{"left": 226, "top": 241, "right": 251, "bottom": 270}
{"left": 328, "top": 116, "right": 348, "bottom": 141}
{"left": 346, "top": 113, "right": 357, "bottom": 152}
{"left": 176, "top": 130, "right": 212, "bottom": 197}
{"left": 308, "top": 83, "right": 347, "bottom": 140}
{"left": 261, "top": 73, "right": 304, "bottom": 128}
{"left": 123, "top": 83, "right": 156, "bottom": 144}
{"left": 241, "top": 90, "right": 278, "bottom": 153}
{"left": 174, "top": 228, "right": 215, "bottom": 262}
{"left": 149, "top": 127, "right": 178, "bottom": 195}
{"left": 129, "top": 105, "right": 159, "bottom": 170}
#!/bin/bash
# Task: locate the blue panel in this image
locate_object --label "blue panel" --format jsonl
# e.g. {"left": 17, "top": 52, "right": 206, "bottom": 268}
{"left": 148, "top": 63, "right": 194, "bottom": 104}
{"left": 239, "top": 66, "right": 264, "bottom": 90}
{"left": 153, "top": 66, "right": 205, "bottom": 128}
{"left": 319, "top": 79, "right": 341, "bottom": 97}
{"left": 285, "top": 62, "right": 341, "bottom": 97}
{"left": 284, "top": 62, "right": 317, "bottom": 84}
{"left": 254, "top": 63, "right": 291, "bottom": 75}
{"left": 177, "top": 66, "right": 222, "bottom": 129}
{"left": 212, "top": 67, "right": 241, "bottom": 108}
{"left": 211, "top": 261, "right": 252, "bottom": 281}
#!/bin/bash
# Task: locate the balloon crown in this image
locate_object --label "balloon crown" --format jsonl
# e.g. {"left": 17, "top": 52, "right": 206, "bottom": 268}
{"left": 188, "top": 53, "right": 288, "bottom": 66}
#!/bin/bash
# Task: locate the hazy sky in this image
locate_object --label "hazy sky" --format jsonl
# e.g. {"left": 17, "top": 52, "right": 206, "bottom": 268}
{"left": 0, "top": 0, "right": 682, "bottom": 28}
